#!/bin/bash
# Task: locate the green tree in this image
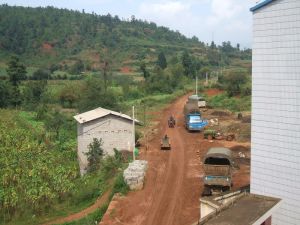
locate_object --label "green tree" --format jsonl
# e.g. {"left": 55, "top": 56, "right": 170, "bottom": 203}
{"left": 78, "top": 77, "right": 119, "bottom": 112}
{"left": 210, "top": 41, "right": 217, "bottom": 49}
{"left": 220, "top": 70, "right": 248, "bottom": 97}
{"left": 23, "top": 80, "right": 47, "bottom": 107}
{"left": 146, "top": 68, "right": 172, "bottom": 94}
{"left": 102, "top": 61, "right": 109, "bottom": 92}
{"left": 181, "top": 51, "right": 193, "bottom": 77}
{"left": 157, "top": 52, "right": 167, "bottom": 69}
{"left": 69, "top": 60, "right": 84, "bottom": 75}
{"left": 0, "top": 81, "right": 12, "bottom": 107}
{"left": 32, "top": 68, "right": 50, "bottom": 80}
{"left": 6, "top": 56, "right": 27, "bottom": 107}
{"left": 140, "top": 61, "right": 150, "bottom": 79}
{"left": 170, "top": 64, "right": 184, "bottom": 89}
{"left": 6, "top": 56, "right": 27, "bottom": 86}
{"left": 85, "top": 138, "right": 104, "bottom": 172}
{"left": 59, "top": 83, "right": 80, "bottom": 108}
{"left": 200, "top": 67, "right": 211, "bottom": 79}
{"left": 45, "top": 110, "right": 66, "bottom": 138}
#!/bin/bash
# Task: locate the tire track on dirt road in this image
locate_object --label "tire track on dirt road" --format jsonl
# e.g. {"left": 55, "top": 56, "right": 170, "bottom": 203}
{"left": 142, "top": 97, "right": 185, "bottom": 225}
{"left": 99, "top": 93, "right": 192, "bottom": 225}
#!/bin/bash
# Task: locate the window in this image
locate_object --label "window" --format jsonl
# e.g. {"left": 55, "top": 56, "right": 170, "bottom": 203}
{"left": 190, "top": 115, "right": 202, "bottom": 123}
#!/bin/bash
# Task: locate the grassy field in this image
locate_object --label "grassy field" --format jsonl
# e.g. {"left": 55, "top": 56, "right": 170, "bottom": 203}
{"left": 207, "top": 94, "right": 251, "bottom": 112}
{"left": 0, "top": 79, "right": 195, "bottom": 225}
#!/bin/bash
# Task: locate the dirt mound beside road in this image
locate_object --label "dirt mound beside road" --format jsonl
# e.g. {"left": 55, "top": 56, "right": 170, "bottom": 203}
{"left": 211, "top": 110, "right": 231, "bottom": 117}
{"left": 205, "top": 89, "right": 224, "bottom": 97}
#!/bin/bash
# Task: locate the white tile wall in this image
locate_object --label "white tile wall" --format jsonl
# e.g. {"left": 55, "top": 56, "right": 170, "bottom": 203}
{"left": 77, "top": 115, "right": 134, "bottom": 174}
{"left": 251, "top": 0, "right": 300, "bottom": 224}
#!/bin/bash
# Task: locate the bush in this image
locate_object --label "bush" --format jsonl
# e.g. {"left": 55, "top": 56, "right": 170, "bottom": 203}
{"left": 241, "top": 83, "right": 252, "bottom": 96}
{"left": 32, "top": 68, "right": 51, "bottom": 80}
{"left": 218, "top": 70, "right": 248, "bottom": 97}
{"left": 77, "top": 77, "right": 120, "bottom": 113}
{"left": 208, "top": 94, "right": 251, "bottom": 112}
{"left": 85, "top": 138, "right": 104, "bottom": 173}
{"left": 112, "top": 173, "right": 129, "bottom": 196}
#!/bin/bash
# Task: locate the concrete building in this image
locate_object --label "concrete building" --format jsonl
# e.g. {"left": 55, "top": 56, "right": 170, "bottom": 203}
{"left": 250, "top": 0, "right": 300, "bottom": 224}
{"left": 74, "top": 107, "right": 137, "bottom": 175}
{"left": 198, "top": 189, "right": 281, "bottom": 225}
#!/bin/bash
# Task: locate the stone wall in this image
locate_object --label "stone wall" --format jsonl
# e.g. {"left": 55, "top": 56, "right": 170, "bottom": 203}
{"left": 123, "top": 160, "right": 148, "bottom": 190}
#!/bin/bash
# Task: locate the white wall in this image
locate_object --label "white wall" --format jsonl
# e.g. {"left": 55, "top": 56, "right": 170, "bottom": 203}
{"left": 251, "top": 0, "right": 300, "bottom": 224}
{"left": 77, "top": 115, "right": 134, "bottom": 175}
{"left": 200, "top": 202, "right": 215, "bottom": 220}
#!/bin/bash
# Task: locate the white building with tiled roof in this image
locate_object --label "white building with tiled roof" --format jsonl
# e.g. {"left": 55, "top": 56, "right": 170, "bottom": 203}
{"left": 74, "top": 107, "right": 137, "bottom": 175}
{"left": 250, "top": 0, "right": 300, "bottom": 224}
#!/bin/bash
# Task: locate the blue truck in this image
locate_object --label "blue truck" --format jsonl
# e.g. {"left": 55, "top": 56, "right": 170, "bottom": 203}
{"left": 184, "top": 98, "right": 208, "bottom": 131}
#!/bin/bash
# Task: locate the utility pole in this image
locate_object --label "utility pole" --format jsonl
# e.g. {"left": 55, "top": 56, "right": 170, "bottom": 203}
{"left": 132, "top": 106, "right": 135, "bottom": 161}
{"left": 196, "top": 76, "right": 198, "bottom": 96}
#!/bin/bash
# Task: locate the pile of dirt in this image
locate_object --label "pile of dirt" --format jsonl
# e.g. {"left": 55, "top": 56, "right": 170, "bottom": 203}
{"left": 219, "top": 122, "right": 251, "bottom": 142}
{"left": 205, "top": 89, "right": 224, "bottom": 97}
{"left": 211, "top": 110, "right": 231, "bottom": 117}
{"left": 230, "top": 145, "right": 250, "bottom": 153}
{"left": 241, "top": 115, "right": 251, "bottom": 123}
{"left": 230, "top": 145, "right": 251, "bottom": 166}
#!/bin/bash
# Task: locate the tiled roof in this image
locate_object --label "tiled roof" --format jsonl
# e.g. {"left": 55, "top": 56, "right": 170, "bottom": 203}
{"left": 74, "top": 107, "right": 137, "bottom": 124}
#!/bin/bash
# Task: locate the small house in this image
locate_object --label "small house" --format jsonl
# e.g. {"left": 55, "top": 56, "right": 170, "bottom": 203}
{"left": 74, "top": 107, "right": 137, "bottom": 175}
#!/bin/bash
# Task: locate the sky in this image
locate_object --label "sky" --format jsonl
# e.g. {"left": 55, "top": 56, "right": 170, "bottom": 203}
{"left": 1, "top": 0, "right": 260, "bottom": 48}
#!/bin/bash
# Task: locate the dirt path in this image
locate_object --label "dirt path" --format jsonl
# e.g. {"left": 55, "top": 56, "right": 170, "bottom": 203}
{"left": 43, "top": 187, "right": 112, "bottom": 225}
{"left": 100, "top": 94, "right": 250, "bottom": 225}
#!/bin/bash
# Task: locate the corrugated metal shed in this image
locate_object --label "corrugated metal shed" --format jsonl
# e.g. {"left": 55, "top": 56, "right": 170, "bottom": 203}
{"left": 74, "top": 107, "right": 138, "bottom": 124}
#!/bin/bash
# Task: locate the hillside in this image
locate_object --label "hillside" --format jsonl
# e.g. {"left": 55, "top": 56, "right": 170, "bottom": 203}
{"left": 0, "top": 4, "right": 253, "bottom": 224}
{"left": 0, "top": 4, "right": 251, "bottom": 74}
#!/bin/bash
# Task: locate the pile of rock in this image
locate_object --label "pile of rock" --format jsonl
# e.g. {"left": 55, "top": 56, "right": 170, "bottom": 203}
{"left": 123, "top": 160, "right": 148, "bottom": 191}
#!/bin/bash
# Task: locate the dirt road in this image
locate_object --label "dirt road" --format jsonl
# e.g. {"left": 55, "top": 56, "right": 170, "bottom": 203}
{"left": 100, "top": 94, "right": 250, "bottom": 225}
{"left": 43, "top": 187, "right": 112, "bottom": 225}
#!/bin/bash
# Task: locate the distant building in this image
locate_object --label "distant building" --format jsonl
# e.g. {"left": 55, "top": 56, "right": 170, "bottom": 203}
{"left": 250, "top": 0, "right": 300, "bottom": 224}
{"left": 74, "top": 107, "right": 137, "bottom": 175}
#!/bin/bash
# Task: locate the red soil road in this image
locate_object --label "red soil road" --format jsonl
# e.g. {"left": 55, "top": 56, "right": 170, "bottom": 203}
{"left": 100, "top": 94, "right": 250, "bottom": 225}
{"left": 42, "top": 187, "right": 112, "bottom": 225}
{"left": 120, "top": 66, "right": 132, "bottom": 73}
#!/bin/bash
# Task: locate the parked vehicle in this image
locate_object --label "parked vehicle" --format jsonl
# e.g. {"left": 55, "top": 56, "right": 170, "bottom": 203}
{"left": 202, "top": 147, "right": 233, "bottom": 196}
{"left": 197, "top": 96, "right": 206, "bottom": 108}
{"left": 184, "top": 99, "right": 208, "bottom": 131}
{"left": 188, "top": 94, "right": 206, "bottom": 108}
